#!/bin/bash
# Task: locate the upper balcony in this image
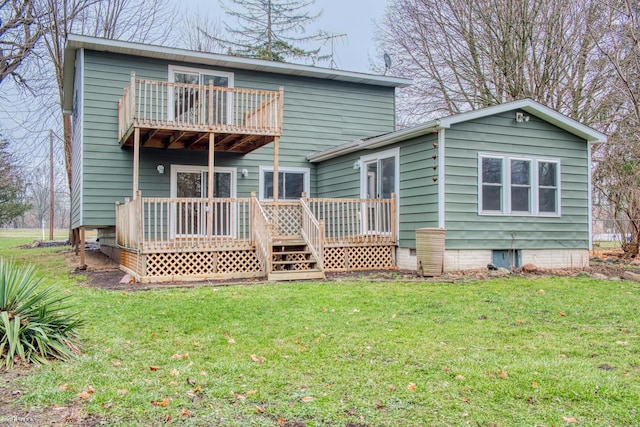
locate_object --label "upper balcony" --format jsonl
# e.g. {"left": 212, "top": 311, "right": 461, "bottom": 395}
{"left": 118, "top": 73, "right": 283, "bottom": 154}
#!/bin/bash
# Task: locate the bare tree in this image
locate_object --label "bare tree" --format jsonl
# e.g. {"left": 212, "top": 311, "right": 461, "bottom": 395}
{"left": 0, "top": 0, "right": 49, "bottom": 86}
{"left": 377, "top": 0, "right": 612, "bottom": 124}
{"left": 592, "top": 0, "right": 640, "bottom": 257}
{"left": 0, "top": 139, "right": 30, "bottom": 225}
{"left": 180, "top": 13, "right": 226, "bottom": 53}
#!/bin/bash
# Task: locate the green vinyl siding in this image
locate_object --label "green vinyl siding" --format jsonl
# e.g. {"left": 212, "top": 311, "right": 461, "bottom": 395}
{"left": 77, "top": 50, "right": 396, "bottom": 227}
{"left": 316, "top": 132, "right": 440, "bottom": 248}
{"left": 443, "top": 110, "right": 589, "bottom": 250}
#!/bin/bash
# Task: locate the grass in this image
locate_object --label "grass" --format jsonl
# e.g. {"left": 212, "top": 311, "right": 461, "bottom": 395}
{"left": 0, "top": 236, "right": 639, "bottom": 426}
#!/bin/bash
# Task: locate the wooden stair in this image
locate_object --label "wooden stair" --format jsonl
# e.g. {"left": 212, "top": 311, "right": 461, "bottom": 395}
{"left": 268, "top": 236, "right": 324, "bottom": 281}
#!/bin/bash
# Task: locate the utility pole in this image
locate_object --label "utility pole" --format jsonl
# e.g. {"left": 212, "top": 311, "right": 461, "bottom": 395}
{"left": 49, "top": 130, "right": 54, "bottom": 240}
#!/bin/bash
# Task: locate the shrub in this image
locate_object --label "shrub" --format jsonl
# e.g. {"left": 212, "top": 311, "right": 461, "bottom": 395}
{"left": 0, "top": 258, "right": 82, "bottom": 368}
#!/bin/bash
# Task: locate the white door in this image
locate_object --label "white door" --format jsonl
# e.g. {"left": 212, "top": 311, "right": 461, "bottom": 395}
{"left": 360, "top": 149, "right": 398, "bottom": 234}
{"left": 171, "top": 165, "right": 235, "bottom": 237}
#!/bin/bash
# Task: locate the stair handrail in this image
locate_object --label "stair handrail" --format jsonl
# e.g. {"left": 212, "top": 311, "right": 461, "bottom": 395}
{"left": 251, "top": 194, "right": 273, "bottom": 274}
{"left": 300, "top": 197, "right": 324, "bottom": 270}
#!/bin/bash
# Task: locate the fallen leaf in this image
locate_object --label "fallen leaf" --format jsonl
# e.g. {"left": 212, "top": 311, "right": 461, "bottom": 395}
{"left": 461, "top": 397, "right": 470, "bottom": 403}
{"left": 112, "top": 361, "right": 122, "bottom": 367}
{"left": 500, "top": 370, "right": 508, "bottom": 379}
{"left": 104, "top": 348, "right": 111, "bottom": 353}
{"left": 388, "top": 384, "right": 396, "bottom": 391}
{"left": 532, "top": 381, "right": 539, "bottom": 388}
{"left": 322, "top": 307, "right": 328, "bottom": 312}
{"left": 392, "top": 313, "right": 397, "bottom": 319}
{"left": 77, "top": 391, "right": 91, "bottom": 399}
{"left": 58, "top": 384, "right": 71, "bottom": 391}
{"left": 301, "top": 396, "right": 314, "bottom": 402}
{"left": 170, "top": 369, "right": 180, "bottom": 377}
{"left": 170, "top": 381, "right": 178, "bottom": 386}
{"left": 246, "top": 389, "right": 259, "bottom": 395}
{"left": 486, "top": 372, "right": 496, "bottom": 378}
{"left": 563, "top": 416, "right": 578, "bottom": 423}
{"left": 228, "top": 338, "right": 236, "bottom": 344}
{"left": 181, "top": 409, "right": 190, "bottom": 417}
{"left": 353, "top": 308, "right": 360, "bottom": 313}
{"left": 200, "top": 371, "right": 208, "bottom": 376}
{"left": 151, "top": 333, "right": 157, "bottom": 338}
{"left": 407, "top": 383, "right": 416, "bottom": 392}
{"left": 151, "top": 397, "right": 169, "bottom": 407}
{"left": 255, "top": 405, "right": 265, "bottom": 413}
{"left": 149, "top": 365, "right": 161, "bottom": 371}
{"left": 538, "top": 289, "right": 545, "bottom": 294}
{"left": 277, "top": 418, "right": 286, "bottom": 426}
{"left": 455, "top": 375, "right": 465, "bottom": 380}
{"left": 616, "top": 341, "right": 629, "bottom": 346}
{"left": 558, "top": 311, "right": 567, "bottom": 316}
{"left": 443, "top": 366, "right": 450, "bottom": 372}
{"left": 516, "top": 319, "right": 524, "bottom": 324}
{"left": 118, "top": 389, "right": 127, "bottom": 395}
{"left": 171, "top": 353, "right": 189, "bottom": 360}
{"left": 299, "top": 346, "right": 306, "bottom": 351}
{"left": 87, "top": 385, "right": 96, "bottom": 394}
{"left": 250, "top": 354, "right": 265, "bottom": 364}
{"left": 164, "top": 414, "right": 172, "bottom": 422}
{"left": 193, "top": 341, "right": 200, "bottom": 347}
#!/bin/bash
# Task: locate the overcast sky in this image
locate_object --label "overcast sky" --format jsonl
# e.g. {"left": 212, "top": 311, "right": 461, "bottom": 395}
{"left": 188, "top": 0, "right": 390, "bottom": 73}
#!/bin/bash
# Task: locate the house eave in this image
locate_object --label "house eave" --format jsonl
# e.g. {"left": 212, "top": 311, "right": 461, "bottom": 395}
{"left": 307, "top": 120, "right": 442, "bottom": 163}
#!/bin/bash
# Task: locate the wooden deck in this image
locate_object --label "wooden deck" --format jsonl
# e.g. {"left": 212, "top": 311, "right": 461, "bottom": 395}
{"left": 115, "top": 195, "right": 397, "bottom": 282}
{"left": 118, "top": 73, "right": 283, "bottom": 153}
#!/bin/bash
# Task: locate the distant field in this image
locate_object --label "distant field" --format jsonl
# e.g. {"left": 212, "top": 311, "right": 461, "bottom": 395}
{"left": 0, "top": 228, "right": 97, "bottom": 240}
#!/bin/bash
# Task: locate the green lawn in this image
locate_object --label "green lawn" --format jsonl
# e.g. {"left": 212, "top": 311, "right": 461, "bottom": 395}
{"left": 1, "top": 236, "right": 638, "bottom": 426}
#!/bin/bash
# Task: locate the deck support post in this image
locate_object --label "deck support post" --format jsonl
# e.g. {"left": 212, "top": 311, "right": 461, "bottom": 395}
{"left": 133, "top": 127, "right": 140, "bottom": 199}
{"left": 207, "top": 132, "right": 215, "bottom": 236}
{"left": 79, "top": 226, "right": 86, "bottom": 268}
{"left": 273, "top": 136, "right": 280, "bottom": 201}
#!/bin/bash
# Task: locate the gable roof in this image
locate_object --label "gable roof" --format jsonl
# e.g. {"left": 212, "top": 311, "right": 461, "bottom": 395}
{"left": 307, "top": 98, "right": 607, "bottom": 162}
{"left": 62, "top": 34, "right": 412, "bottom": 112}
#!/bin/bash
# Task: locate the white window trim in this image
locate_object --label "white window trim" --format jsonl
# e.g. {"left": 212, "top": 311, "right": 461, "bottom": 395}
{"left": 170, "top": 164, "right": 237, "bottom": 198}
{"left": 359, "top": 147, "right": 401, "bottom": 238}
{"left": 169, "top": 164, "right": 238, "bottom": 239}
{"left": 167, "top": 65, "right": 235, "bottom": 122}
{"left": 258, "top": 166, "right": 310, "bottom": 200}
{"left": 478, "top": 153, "right": 561, "bottom": 217}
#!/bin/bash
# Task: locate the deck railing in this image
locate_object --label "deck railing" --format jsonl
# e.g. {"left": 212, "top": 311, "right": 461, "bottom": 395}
{"left": 251, "top": 195, "right": 272, "bottom": 274}
{"left": 300, "top": 198, "right": 324, "bottom": 269}
{"left": 118, "top": 73, "right": 283, "bottom": 140}
{"left": 307, "top": 195, "right": 397, "bottom": 245}
{"left": 116, "top": 197, "right": 252, "bottom": 251}
{"left": 115, "top": 196, "right": 142, "bottom": 250}
{"left": 261, "top": 201, "right": 302, "bottom": 237}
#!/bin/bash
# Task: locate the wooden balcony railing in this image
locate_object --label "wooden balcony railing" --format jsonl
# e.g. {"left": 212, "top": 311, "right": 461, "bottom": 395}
{"left": 307, "top": 195, "right": 397, "bottom": 245}
{"left": 118, "top": 73, "right": 283, "bottom": 141}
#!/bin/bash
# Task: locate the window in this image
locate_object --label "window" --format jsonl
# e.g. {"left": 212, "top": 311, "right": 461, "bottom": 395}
{"left": 479, "top": 154, "right": 560, "bottom": 216}
{"left": 538, "top": 161, "right": 558, "bottom": 213}
{"left": 481, "top": 157, "right": 503, "bottom": 212}
{"left": 259, "top": 166, "right": 309, "bottom": 200}
{"left": 510, "top": 159, "right": 531, "bottom": 213}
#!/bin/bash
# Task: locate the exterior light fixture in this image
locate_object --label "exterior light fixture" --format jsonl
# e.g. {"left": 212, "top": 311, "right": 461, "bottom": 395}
{"left": 515, "top": 112, "right": 530, "bottom": 123}
{"left": 156, "top": 164, "right": 165, "bottom": 174}
{"left": 241, "top": 168, "right": 249, "bottom": 177}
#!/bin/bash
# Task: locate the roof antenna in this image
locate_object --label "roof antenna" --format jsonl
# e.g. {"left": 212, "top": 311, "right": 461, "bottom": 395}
{"left": 383, "top": 53, "right": 392, "bottom": 75}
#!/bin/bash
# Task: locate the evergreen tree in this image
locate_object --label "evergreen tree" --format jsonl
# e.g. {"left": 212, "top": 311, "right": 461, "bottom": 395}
{"left": 221, "top": 0, "right": 321, "bottom": 62}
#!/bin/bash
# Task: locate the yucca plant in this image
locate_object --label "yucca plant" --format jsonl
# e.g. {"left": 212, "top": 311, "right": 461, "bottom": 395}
{"left": 0, "top": 258, "right": 83, "bottom": 369}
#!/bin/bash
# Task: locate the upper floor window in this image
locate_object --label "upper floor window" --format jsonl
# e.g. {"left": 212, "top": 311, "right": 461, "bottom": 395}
{"left": 479, "top": 154, "right": 560, "bottom": 216}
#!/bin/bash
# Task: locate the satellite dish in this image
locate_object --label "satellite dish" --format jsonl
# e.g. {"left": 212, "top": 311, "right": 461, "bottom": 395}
{"left": 383, "top": 53, "right": 392, "bottom": 75}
